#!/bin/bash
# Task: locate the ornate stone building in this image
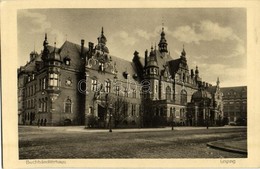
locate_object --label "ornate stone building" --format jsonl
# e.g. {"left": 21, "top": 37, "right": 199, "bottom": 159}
{"left": 18, "top": 26, "right": 224, "bottom": 127}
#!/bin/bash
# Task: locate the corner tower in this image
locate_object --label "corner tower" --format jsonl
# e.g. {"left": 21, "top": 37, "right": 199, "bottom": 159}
{"left": 143, "top": 46, "right": 159, "bottom": 100}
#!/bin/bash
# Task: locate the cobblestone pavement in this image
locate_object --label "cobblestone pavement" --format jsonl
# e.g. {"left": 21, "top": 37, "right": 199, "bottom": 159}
{"left": 19, "top": 126, "right": 247, "bottom": 159}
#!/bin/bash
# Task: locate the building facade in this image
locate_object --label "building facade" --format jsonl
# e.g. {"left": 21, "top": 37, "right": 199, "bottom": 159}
{"left": 18, "top": 26, "right": 224, "bottom": 127}
{"left": 221, "top": 86, "right": 247, "bottom": 125}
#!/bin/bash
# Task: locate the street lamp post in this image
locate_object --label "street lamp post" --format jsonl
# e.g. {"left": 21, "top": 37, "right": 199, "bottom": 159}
{"left": 172, "top": 108, "right": 175, "bottom": 130}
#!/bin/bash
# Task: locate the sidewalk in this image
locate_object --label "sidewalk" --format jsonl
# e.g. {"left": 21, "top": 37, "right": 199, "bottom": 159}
{"left": 207, "top": 138, "right": 247, "bottom": 154}
{"left": 20, "top": 125, "right": 246, "bottom": 133}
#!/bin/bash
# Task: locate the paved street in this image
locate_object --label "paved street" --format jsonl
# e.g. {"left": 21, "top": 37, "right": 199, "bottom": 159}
{"left": 19, "top": 126, "right": 247, "bottom": 159}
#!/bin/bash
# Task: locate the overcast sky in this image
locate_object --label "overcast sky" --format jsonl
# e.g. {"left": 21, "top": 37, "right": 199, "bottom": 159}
{"left": 18, "top": 8, "right": 246, "bottom": 87}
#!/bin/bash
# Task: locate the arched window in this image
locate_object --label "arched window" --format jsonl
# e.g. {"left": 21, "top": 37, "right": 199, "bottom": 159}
{"left": 65, "top": 98, "right": 72, "bottom": 113}
{"left": 166, "top": 86, "right": 171, "bottom": 100}
{"left": 180, "top": 90, "right": 187, "bottom": 105}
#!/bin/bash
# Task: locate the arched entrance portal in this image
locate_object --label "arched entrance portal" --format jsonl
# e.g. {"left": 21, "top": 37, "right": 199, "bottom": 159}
{"left": 64, "top": 119, "right": 72, "bottom": 126}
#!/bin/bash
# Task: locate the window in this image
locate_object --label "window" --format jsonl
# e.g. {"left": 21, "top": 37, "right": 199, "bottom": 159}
{"left": 65, "top": 98, "right": 72, "bottom": 113}
{"left": 116, "top": 86, "right": 120, "bottom": 96}
{"left": 91, "top": 79, "right": 98, "bottom": 91}
{"left": 49, "top": 73, "right": 58, "bottom": 87}
{"left": 65, "top": 59, "right": 70, "bottom": 66}
{"left": 180, "top": 90, "right": 187, "bottom": 105}
{"left": 39, "top": 79, "right": 42, "bottom": 90}
{"left": 124, "top": 88, "right": 128, "bottom": 97}
{"left": 166, "top": 86, "right": 171, "bottom": 100}
{"left": 89, "top": 107, "right": 93, "bottom": 114}
{"left": 28, "top": 100, "right": 30, "bottom": 108}
{"left": 105, "top": 80, "right": 111, "bottom": 93}
{"left": 40, "top": 77, "right": 46, "bottom": 90}
{"left": 132, "top": 89, "right": 136, "bottom": 98}
{"left": 131, "top": 104, "right": 136, "bottom": 116}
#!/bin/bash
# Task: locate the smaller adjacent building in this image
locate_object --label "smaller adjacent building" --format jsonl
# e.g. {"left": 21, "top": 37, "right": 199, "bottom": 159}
{"left": 187, "top": 78, "right": 223, "bottom": 126}
{"left": 221, "top": 86, "right": 247, "bottom": 125}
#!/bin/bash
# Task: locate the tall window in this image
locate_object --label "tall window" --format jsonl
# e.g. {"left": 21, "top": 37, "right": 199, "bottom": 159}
{"left": 131, "top": 104, "right": 136, "bottom": 116}
{"left": 104, "top": 80, "right": 111, "bottom": 93}
{"left": 91, "top": 79, "right": 98, "bottom": 91}
{"left": 65, "top": 98, "right": 72, "bottom": 113}
{"left": 49, "top": 73, "right": 58, "bottom": 87}
{"left": 116, "top": 86, "right": 120, "bottom": 96}
{"left": 180, "top": 90, "right": 187, "bottom": 105}
{"left": 124, "top": 87, "right": 128, "bottom": 97}
{"left": 166, "top": 86, "right": 171, "bottom": 100}
{"left": 123, "top": 102, "right": 128, "bottom": 116}
{"left": 132, "top": 89, "right": 136, "bottom": 98}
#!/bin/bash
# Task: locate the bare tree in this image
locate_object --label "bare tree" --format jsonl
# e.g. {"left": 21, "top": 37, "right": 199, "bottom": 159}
{"left": 112, "top": 97, "right": 128, "bottom": 128}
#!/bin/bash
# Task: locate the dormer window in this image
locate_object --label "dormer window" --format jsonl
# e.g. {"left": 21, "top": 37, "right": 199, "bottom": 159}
{"left": 65, "top": 60, "right": 70, "bottom": 65}
{"left": 123, "top": 71, "right": 128, "bottom": 79}
{"left": 64, "top": 56, "right": 71, "bottom": 66}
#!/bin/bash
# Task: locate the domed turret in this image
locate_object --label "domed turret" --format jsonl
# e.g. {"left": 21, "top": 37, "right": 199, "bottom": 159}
{"left": 146, "top": 46, "right": 158, "bottom": 67}
{"left": 192, "top": 89, "right": 212, "bottom": 102}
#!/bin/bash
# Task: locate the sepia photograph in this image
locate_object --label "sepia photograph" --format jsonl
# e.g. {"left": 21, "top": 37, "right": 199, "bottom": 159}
{"left": 1, "top": 1, "right": 260, "bottom": 168}
{"left": 17, "top": 8, "right": 247, "bottom": 159}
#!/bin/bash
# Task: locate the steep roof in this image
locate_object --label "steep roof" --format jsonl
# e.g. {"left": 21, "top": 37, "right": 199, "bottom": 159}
{"left": 220, "top": 86, "right": 247, "bottom": 94}
{"left": 110, "top": 55, "right": 140, "bottom": 83}
{"left": 206, "top": 86, "right": 217, "bottom": 94}
{"left": 168, "top": 58, "right": 182, "bottom": 75}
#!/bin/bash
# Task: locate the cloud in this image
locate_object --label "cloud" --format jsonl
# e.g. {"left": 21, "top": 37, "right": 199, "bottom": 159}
{"left": 19, "top": 10, "right": 65, "bottom": 46}
{"left": 19, "top": 10, "right": 51, "bottom": 33}
{"left": 135, "top": 29, "right": 151, "bottom": 40}
{"left": 171, "top": 20, "right": 241, "bottom": 44}
{"left": 193, "top": 63, "right": 246, "bottom": 87}
{"left": 114, "top": 31, "right": 138, "bottom": 46}
{"left": 134, "top": 25, "right": 167, "bottom": 41}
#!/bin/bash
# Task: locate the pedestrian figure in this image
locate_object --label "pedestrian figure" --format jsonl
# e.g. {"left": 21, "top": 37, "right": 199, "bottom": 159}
{"left": 44, "top": 119, "right": 47, "bottom": 126}
{"left": 40, "top": 119, "right": 43, "bottom": 126}
{"left": 37, "top": 119, "right": 40, "bottom": 128}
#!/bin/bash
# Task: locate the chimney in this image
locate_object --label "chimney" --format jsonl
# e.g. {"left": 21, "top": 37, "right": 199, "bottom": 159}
{"left": 88, "top": 42, "right": 94, "bottom": 59}
{"left": 81, "top": 39, "right": 85, "bottom": 58}
{"left": 145, "top": 49, "right": 148, "bottom": 67}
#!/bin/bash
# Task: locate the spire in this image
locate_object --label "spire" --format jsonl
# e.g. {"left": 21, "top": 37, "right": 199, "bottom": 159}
{"left": 97, "top": 27, "right": 107, "bottom": 45}
{"left": 33, "top": 40, "right": 35, "bottom": 53}
{"left": 181, "top": 44, "right": 186, "bottom": 57}
{"left": 217, "top": 77, "right": 220, "bottom": 86}
{"left": 158, "top": 22, "right": 168, "bottom": 53}
{"left": 95, "top": 27, "right": 109, "bottom": 53}
{"left": 43, "top": 33, "right": 48, "bottom": 47}
{"left": 195, "top": 65, "right": 199, "bottom": 75}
